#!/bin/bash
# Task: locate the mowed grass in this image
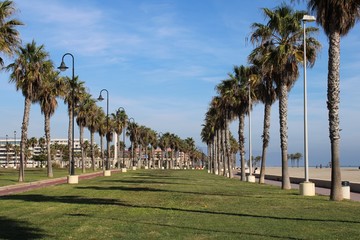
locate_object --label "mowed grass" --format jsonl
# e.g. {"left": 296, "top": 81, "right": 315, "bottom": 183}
{"left": 0, "top": 168, "right": 97, "bottom": 186}
{"left": 0, "top": 169, "right": 360, "bottom": 240}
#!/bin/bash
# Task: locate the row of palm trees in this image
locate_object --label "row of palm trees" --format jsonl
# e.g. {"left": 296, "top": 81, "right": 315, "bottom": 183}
{"left": 0, "top": 1, "right": 203, "bottom": 182}
{"left": 202, "top": 2, "right": 360, "bottom": 201}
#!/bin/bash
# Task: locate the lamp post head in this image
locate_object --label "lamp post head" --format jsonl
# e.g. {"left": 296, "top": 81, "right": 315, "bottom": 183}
{"left": 97, "top": 94, "right": 104, "bottom": 101}
{"left": 58, "top": 61, "right": 69, "bottom": 71}
{"left": 302, "top": 15, "right": 316, "bottom": 22}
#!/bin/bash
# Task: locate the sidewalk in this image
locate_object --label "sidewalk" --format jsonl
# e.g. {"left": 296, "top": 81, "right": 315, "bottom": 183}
{"left": 0, "top": 170, "right": 121, "bottom": 196}
{"left": 233, "top": 168, "right": 360, "bottom": 202}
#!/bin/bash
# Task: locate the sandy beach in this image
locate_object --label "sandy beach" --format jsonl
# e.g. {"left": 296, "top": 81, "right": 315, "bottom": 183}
{"left": 264, "top": 167, "right": 360, "bottom": 183}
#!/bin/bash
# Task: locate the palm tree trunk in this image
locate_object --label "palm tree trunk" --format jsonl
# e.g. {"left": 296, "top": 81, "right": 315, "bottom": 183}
{"left": 226, "top": 127, "right": 233, "bottom": 178}
{"left": 91, "top": 131, "right": 95, "bottom": 171}
{"left": 19, "top": 97, "right": 32, "bottom": 182}
{"left": 328, "top": 31, "right": 342, "bottom": 201}
{"left": 259, "top": 102, "right": 271, "bottom": 184}
{"left": 213, "top": 137, "right": 217, "bottom": 174}
{"left": 216, "top": 130, "right": 221, "bottom": 175}
{"left": 45, "top": 114, "right": 53, "bottom": 177}
{"left": 279, "top": 83, "right": 291, "bottom": 189}
{"left": 80, "top": 125, "right": 85, "bottom": 173}
{"left": 100, "top": 134, "right": 104, "bottom": 169}
{"left": 238, "top": 113, "right": 246, "bottom": 181}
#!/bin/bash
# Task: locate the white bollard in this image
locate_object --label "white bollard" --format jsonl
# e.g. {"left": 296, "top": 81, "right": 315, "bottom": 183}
{"left": 299, "top": 182, "right": 316, "bottom": 196}
{"left": 67, "top": 175, "right": 79, "bottom": 184}
{"left": 342, "top": 181, "right": 350, "bottom": 200}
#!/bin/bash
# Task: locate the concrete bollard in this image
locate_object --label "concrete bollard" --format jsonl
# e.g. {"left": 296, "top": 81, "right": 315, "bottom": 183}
{"left": 67, "top": 175, "right": 79, "bottom": 184}
{"left": 342, "top": 181, "right": 350, "bottom": 200}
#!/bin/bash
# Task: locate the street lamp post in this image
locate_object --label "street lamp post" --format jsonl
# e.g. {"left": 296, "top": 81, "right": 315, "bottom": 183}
{"left": 58, "top": 53, "right": 78, "bottom": 184}
{"left": 247, "top": 80, "right": 255, "bottom": 183}
{"left": 98, "top": 89, "right": 111, "bottom": 176}
{"left": 300, "top": 15, "right": 316, "bottom": 196}
{"left": 14, "top": 131, "right": 16, "bottom": 168}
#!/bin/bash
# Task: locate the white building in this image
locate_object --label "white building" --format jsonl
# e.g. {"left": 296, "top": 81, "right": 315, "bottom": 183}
{"left": 0, "top": 138, "right": 85, "bottom": 167}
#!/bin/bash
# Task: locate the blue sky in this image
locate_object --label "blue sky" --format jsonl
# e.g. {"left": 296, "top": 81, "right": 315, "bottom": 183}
{"left": 0, "top": 0, "right": 359, "bottom": 167}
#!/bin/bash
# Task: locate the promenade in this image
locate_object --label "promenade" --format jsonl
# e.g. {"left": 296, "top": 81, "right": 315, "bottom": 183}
{"left": 248, "top": 167, "right": 360, "bottom": 201}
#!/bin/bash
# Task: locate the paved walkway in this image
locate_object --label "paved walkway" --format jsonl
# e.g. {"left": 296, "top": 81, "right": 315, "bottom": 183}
{"left": 233, "top": 169, "right": 360, "bottom": 201}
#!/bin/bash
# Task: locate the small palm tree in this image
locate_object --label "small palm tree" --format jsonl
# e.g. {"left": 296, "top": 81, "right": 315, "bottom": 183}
{"left": 0, "top": 0, "right": 23, "bottom": 66}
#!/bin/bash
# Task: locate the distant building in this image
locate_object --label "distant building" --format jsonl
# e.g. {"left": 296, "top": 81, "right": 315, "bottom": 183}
{"left": 0, "top": 138, "right": 85, "bottom": 167}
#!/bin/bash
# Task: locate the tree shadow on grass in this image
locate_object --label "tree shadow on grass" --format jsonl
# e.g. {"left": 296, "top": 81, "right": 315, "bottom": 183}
{"left": 0, "top": 216, "right": 46, "bottom": 239}
{"left": 100, "top": 179, "right": 187, "bottom": 185}
{"left": 2, "top": 194, "right": 359, "bottom": 225}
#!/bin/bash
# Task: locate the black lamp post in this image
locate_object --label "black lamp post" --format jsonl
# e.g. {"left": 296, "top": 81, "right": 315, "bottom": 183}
{"left": 58, "top": 53, "right": 76, "bottom": 176}
{"left": 14, "top": 131, "right": 17, "bottom": 167}
{"left": 98, "top": 89, "right": 110, "bottom": 170}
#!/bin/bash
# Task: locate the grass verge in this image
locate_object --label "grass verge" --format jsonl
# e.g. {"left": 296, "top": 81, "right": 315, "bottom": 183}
{"left": 0, "top": 169, "right": 359, "bottom": 239}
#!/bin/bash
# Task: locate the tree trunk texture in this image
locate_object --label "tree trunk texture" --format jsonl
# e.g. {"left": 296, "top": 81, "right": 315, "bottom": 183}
{"left": 279, "top": 83, "right": 291, "bottom": 189}
{"left": 45, "top": 114, "right": 53, "bottom": 177}
{"left": 80, "top": 125, "right": 85, "bottom": 173}
{"left": 91, "top": 132, "right": 95, "bottom": 171}
{"left": 259, "top": 103, "right": 271, "bottom": 184}
{"left": 328, "top": 31, "right": 342, "bottom": 201}
{"left": 238, "top": 114, "right": 246, "bottom": 181}
{"left": 225, "top": 127, "right": 233, "bottom": 178}
{"left": 19, "top": 97, "right": 32, "bottom": 182}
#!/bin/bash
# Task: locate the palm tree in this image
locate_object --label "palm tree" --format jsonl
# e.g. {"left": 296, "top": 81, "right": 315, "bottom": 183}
{"left": 126, "top": 120, "right": 139, "bottom": 167}
{"left": 76, "top": 93, "right": 94, "bottom": 173}
{"left": 0, "top": 0, "right": 23, "bottom": 67}
{"left": 87, "top": 105, "right": 103, "bottom": 171}
{"left": 97, "top": 114, "right": 106, "bottom": 169}
{"left": 111, "top": 108, "right": 128, "bottom": 168}
{"left": 226, "top": 65, "right": 253, "bottom": 181}
{"left": 61, "top": 76, "right": 86, "bottom": 173}
{"left": 303, "top": 0, "right": 360, "bottom": 201}
{"left": 248, "top": 47, "right": 278, "bottom": 184}
{"left": 37, "top": 68, "right": 61, "bottom": 177}
{"left": 250, "top": 5, "right": 320, "bottom": 189}
{"left": 6, "top": 40, "right": 50, "bottom": 182}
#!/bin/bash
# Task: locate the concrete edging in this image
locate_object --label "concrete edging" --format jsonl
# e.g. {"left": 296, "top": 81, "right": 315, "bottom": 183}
{"left": 262, "top": 174, "right": 360, "bottom": 193}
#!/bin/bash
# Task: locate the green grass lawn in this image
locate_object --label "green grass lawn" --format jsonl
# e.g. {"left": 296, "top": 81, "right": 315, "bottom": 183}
{"left": 0, "top": 169, "right": 359, "bottom": 240}
{"left": 0, "top": 168, "right": 98, "bottom": 186}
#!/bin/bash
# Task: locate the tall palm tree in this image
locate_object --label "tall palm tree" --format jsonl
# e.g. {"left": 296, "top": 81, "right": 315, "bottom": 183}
{"left": 37, "top": 68, "right": 61, "bottom": 177}
{"left": 6, "top": 40, "right": 50, "bottom": 182}
{"left": 76, "top": 93, "right": 94, "bottom": 173}
{"left": 61, "top": 76, "right": 86, "bottom": 173}
{"left": 304, "top": 0, "right": 360, "bottom": 201}
{"left": 0, "top": 0, "right": 23, "bottom": 67}
{"left": 248, "top": 46, "right": 278, "bottom": 184}
{"left": 97, "top": 114, "right": 106, "bottom": 169}
{"left": 87, "top": 104, "right": 103, "bottom": 171}
{"left": 226, "top": 65, "right": 253, "bottom": 181}
{"left": 250, "top": 5, "right": 320, "bottom": 189}
{"left": 126, "top": 120, "right": 139, "bottom": 167}
{"left": 111, "top": 107, "right": 128, "bottom": 168}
